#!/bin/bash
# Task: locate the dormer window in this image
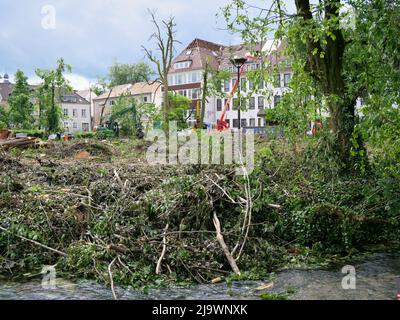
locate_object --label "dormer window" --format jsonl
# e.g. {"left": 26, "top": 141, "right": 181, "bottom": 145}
{"left": 174, "top": 61, "right": 192, "bottom": 70}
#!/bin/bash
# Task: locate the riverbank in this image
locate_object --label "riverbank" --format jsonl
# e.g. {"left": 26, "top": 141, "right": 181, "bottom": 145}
{"left": 1, "top": 252, "right": 398, "bottom": 300}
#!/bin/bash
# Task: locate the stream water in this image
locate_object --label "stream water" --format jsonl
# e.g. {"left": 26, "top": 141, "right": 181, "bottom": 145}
{"left": 1, "top": 253, "right": 399, "bottom": 300}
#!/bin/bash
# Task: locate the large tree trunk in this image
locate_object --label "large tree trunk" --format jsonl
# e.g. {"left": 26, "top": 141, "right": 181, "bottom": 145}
{"left": 328, "top": 99, "right": 356, "bottom": 163}
{"left": 296, "top": 0, "right": 359, "bottom": 167}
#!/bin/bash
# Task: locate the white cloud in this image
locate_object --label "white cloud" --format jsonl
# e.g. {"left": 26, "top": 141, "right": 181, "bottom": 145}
{"left": 65, "top": 74, "right": 95, "bottom": 90}
{"left": 28, "top": 73, "right": 95, "bottom": 91}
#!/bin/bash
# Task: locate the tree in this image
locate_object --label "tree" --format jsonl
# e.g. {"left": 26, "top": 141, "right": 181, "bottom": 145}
{"left": 107, "top": 62, "right": 155, "bottom": 87}
{"left": 7, "top": 70, "right": 34, "bottom": 129}
{"left": 142, "top": 11, "right": 180, "bottom": 131}
{"left": 199, "top": 62, "right": 231, "bottom": 128}
{"left": 0, "top": 107, "right": 9, "bottom": 129}
{"left": 36, "top": 59, "right": 72, "bottom": 133}
{"left": 223, "top": 0, "right": 396, "bottom": 169}
{"left": 168, "top": 93, "right": 191, "bottom": 130}
{"left": 110, "top": 94, "right": 159, "bottom": 136}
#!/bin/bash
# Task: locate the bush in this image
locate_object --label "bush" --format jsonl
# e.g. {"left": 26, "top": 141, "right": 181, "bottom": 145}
{"left": 74, "top": 131, "right": 96, "bottom": 139}
{"left": 96, "top": 129, "right": 116, "bottom": 140}
{"left": 11, "top": 129, "right": 46, "bottom": 139}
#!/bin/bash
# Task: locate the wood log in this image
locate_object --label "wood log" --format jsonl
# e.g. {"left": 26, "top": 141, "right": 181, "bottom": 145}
{"left": 0, "top": 138, "right": 47, "bottom": 150}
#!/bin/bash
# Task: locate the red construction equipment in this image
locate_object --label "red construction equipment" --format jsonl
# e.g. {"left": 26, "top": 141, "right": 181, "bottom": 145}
{"left": 216, "top": 54, "right": 258, "bottom": 132}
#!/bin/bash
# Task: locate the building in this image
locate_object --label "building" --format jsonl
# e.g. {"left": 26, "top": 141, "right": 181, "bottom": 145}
{"left": 93, "top": 81, "right": 162, "bottom": 127}
{"left": 0, "top": 73, "right": 13, "bottom": 107}
{"left": 168, "top": 38, "right": 225, "bottom": 126}
{"left": 60, "top": 91, "right": 91, "bottom": 133}
{"left": 215, "top": 40, "right": 292, "bottom": 129}
{"left": 76, "top": 89, "right": 98, "bottom": 129}
{"left": 168, "top": 39, "right": 293, "bottom": 128}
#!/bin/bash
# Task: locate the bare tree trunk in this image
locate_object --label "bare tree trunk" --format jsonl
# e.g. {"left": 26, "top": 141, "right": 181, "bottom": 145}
{"left": 199, "top": 62, "right": 209, "bottom": 129}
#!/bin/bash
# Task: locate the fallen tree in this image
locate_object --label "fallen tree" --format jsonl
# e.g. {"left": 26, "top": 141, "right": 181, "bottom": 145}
{"left": 0, "top": 137, "right": 48, "bottom": 151}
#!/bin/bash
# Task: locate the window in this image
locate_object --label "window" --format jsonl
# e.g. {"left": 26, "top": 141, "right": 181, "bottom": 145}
{"left": 143, "top": 96, "right": 148, "bottom": 102}
{"left": 275, "top": 74, "right": 281, "bottom": 88}
{"left": 259, "top": 80, "right": 264, "bottom": 90}
{"left": 176, "top": 74, "right": 183, "bottom": 84}
{"left": 258, "top": 97, "right": 264, "bottom": 109}
{"left": 73, "top": 122, "right": 78, "bottom": 129}
{"left": 110, "top": 100, "right": 115, "bottom": 106}
{"left": 248, "top": 81, "right": 253, "bottom": 91}
{"left": 73, "top": 109, "right": 78, "bottom": 117}
{"left": 225, "top": 119, "right": 230, "bottom": 127}
{"left": 63, "top": 109, "right": 68, "bottom": 116}
{"left": 191, "top": 72, "right": 200, "bottom": 83}
{"left": 258, "top": 118, "right": 263, "bottom": 127}
{"left": 174, "top": 61, "right": 191, "bottom": 69}
{"left": 240, "top": 78, "right": 247, "bottom": 92}
{"left": 231, "top": 79, "right": 236, "bottom": 90}
{"left": 224, "top": 80, "right": 230, "bottom": 92}
{"left": 224, "top": 99, "right": 229, "bottom": 111}
{"left": 274, "top": 95, "right": 281, "bottom": 107}
{"left": 82, "top": 123, "right": 89, "bottom": 131}
{"left": 191, "top": 89, "right": 200, "bottom": 100}
{"left": 233, "top": 98, "right": 238, "bottom": 110}
{"left": 249, "top": 97, "right": 256, "bottom": 110}
{"left": 82, "top": 109, "right": 87, "bottom": 118}
{"left": 64, "top": 122, "right": 69, "bottom": 128}
{"left": 241, "top": 119, "right": 247, "bottom": 128}
{"left": 249, "top": 118, "right": 256, "bottom": 127}
{"left": 216, "top": 99, "right": 222, "bottom": 112}
{"left": 284, "top": 73, "right": 291, "bottom": 87}
{"left": 233, "top": 119, "right": 239, "bottom": 128}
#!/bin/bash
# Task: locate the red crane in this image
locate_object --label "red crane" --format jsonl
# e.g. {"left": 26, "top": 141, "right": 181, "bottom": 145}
{"left": 216, "top": 54, "right": 258, "bottom": 132}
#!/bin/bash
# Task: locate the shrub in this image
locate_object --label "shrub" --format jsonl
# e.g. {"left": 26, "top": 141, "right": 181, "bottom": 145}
{"left": 96, "top": 129, "right": 116, "bottom": 140}
{"left": 11, "top": 129, "right": 46, "bottom": 139}
{"left": 74, "top": 131, "right": 96, "bottom": 139}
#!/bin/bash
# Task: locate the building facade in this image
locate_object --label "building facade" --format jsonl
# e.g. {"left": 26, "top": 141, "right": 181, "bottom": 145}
{"left": 168, "top": 39, "right": 225, "bottom": 127}
{"left": 168, "top": 39, "right": 293, "bottom": 129}
{"left": 60, "top": 92, "right": 92, "bottom": 133}
{"left": 93, "top": 81, "right": 162, "bottom": 127}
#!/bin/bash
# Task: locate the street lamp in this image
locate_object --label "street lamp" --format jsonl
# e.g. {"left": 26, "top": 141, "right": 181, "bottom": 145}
{"left": 230, "top": 57, "right": 247, "bottom": 130}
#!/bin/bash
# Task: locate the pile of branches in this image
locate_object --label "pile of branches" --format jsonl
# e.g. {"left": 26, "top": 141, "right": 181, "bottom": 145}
{"left": 0, "top": 153, "right": 283, "bottom": 291}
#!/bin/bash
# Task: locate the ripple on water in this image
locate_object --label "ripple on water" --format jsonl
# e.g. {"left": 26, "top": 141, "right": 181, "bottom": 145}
{"left": 0, "top": 253, "right": 399, "bottom": 300}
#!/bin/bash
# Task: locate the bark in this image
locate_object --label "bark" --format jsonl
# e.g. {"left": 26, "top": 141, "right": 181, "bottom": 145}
{"left": 199, "top": 62, "right": 209, "bottom": 128}
{"left": 295, "top": 0, "right": 359, "bottom": 166}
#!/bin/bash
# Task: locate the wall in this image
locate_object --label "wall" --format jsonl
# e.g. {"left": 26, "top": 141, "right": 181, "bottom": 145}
{"left": 61, "top": 102, "right": 91, "bottom": 133}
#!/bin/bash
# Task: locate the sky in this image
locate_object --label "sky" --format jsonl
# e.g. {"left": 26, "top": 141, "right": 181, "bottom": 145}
{"left": 0, "top": 0, "right": 294, "bottom": 90}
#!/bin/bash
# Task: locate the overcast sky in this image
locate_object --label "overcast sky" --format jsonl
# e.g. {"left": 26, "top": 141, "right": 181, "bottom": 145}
{"left": 0, "top": 0, "right": 293, "bottom": 89}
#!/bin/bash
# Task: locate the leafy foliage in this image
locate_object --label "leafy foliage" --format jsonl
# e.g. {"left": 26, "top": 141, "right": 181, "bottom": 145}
{"left": 35, "top": 58, "right": 72, "bottom": 133}
{"left": 107, "top": 62, "right": 155, "bottom": 87}
{"left": 8, "top": 70, "right": 35, "bottom": 130}
{"left": 168, "top": 93, "right": 191, "bottom": 130}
